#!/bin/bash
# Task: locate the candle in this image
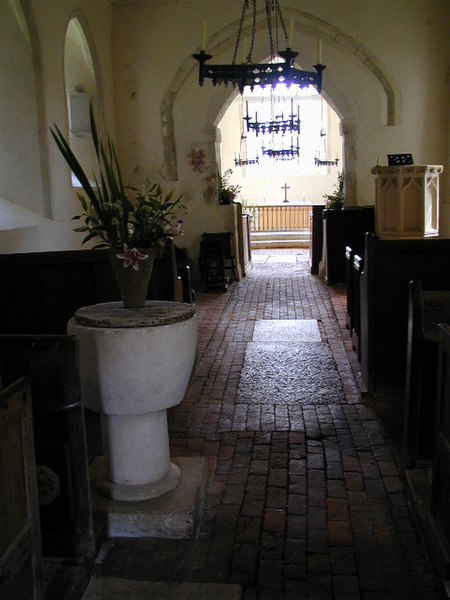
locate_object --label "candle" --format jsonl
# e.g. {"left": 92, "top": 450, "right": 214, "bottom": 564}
{"left": 376, "top": 156, "right": 380, "bottom": 166}
{"left": 201, "top": 21, "right": 207, "bottom": 51}
{"left": 318, "top": 39, "right": 322, "bottom": 64}
{"left": 242, "top": 37, "right": 247, "bottom": 63}
{"left": 288, "top": 19, "right": 294, "bottom": 48}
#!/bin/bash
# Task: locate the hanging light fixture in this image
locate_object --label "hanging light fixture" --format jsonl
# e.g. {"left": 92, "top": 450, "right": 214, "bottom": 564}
{"left": 262, "top": 137, "right": 300, "bottom": 161}
{"left": 244, "top": 98, "right": 300, "bottom": 136}
{"left": 234, "top": 133, "right": 260, "bottom": 166}
{"left": 192, "top": 0, "right": 325, "bottom": 93}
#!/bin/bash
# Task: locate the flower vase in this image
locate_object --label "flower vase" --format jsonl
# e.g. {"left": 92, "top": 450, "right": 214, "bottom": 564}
{"left": 109, "top": 248, "right": 155, "bottom": 308}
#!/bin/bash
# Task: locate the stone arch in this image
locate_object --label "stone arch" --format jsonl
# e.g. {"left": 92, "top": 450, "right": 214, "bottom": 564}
{"left": 161, "top": 8, "right": 398, "bottom": 181}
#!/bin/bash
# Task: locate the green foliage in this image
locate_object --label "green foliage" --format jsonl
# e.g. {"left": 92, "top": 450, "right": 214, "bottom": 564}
{"left": 323, "top": 171, "right": 345, "bottom": 210}
{"left": 218, "top": 168, "right": 241, "bottom": 204}
{"left": 51, "top": 105, "right": 186, "bottom": 249}
{"left": 131, "top": 180, "right": 186, "bottom": 248}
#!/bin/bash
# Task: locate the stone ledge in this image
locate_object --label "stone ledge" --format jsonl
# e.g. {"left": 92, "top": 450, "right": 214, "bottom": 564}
{"left": 82, "top": 577, "right": 242, "bottom": 600}
{"left": 90, "top": 456, "right": 208, "bottom": 538}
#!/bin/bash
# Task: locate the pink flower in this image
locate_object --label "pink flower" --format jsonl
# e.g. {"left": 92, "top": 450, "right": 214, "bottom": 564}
{"left": 116, "top": 244, "right": 149, "bottom": 270}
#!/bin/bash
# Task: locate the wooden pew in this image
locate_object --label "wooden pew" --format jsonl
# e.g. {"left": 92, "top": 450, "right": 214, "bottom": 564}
{"left": 360, "top": 233, "right": 450, "bottom": 392}
{"left": 0, "top": 335, "right": 95, "bottom": 563}
{"left": 344, "top": 246, "right": 364, "bottom": 360}
{"left": 310, "top": 205, "right": 325, "bottom": 275}
{"left": 345, "top": 246, "right": 354, "bottom": 329}
{"left": 0, "top": 378, "right": 43, "bottom": 600}
{"left": 426, "top": 324, "right": 450, "bottom": 594}
{"left": 351, "top": 254, "right": 364, "bottom": 361}
{"left": 321, "top": 206, "right": 375, "bottom": 285}
{"left": 403, "top": 282, "right": 450, "bottom": 468}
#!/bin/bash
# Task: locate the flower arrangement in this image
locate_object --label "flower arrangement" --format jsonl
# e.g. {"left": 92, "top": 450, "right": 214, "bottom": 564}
{"left": 218, "top": 168, "right": 242, "bottom": 204}
{"left": 323, "top": 171, "right": 345, "bottom": 210}
{"left": 51, "top": 105, "right": 186, "bottom": 259}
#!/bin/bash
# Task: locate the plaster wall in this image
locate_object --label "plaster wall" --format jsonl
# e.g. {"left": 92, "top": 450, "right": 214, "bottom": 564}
{"left": 0, "top": 0, "right": 448, "bottom": 255}
{"left": 0, "top": 0, "right": 115, "bottom": 252}
{"left": 0, "top": 0, "right": 46, "bottom": 217}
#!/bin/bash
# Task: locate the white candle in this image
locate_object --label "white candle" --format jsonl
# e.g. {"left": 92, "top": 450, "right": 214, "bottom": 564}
{"left": 318, "top": 39, "right": 322, "bottom": 64}
{"left": 242, "top": 37, "right": 247, "bottom": 63}
{"left": 201, "top": 21, "right": 207, "bottom": 51}
{"left": 288, "top": 19, "right": 294, "bottom": 48}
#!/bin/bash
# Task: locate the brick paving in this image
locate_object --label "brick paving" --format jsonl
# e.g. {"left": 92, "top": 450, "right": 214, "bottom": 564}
{"left": 93, "top": 249, "right": 442, "bottom": 599}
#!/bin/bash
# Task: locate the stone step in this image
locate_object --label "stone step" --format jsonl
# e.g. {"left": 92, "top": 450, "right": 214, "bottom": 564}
{"left": 250, "top": 230, "right": 310, "bottom": 248}
{"left": 81, "top": 578, "right": 242, "bottom": 600}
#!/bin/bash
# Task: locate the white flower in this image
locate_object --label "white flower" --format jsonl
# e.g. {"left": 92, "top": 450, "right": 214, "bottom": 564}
{"left": 116, "top": 244, "right": 149, "bottom": 270}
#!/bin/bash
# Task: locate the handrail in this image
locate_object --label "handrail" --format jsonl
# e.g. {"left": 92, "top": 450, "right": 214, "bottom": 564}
{"left": 248, "top": 204, "right": 313, "bottom": 232}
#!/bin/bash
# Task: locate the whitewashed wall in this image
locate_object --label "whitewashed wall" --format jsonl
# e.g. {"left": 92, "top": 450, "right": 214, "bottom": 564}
{"left": 0, "top": 0, "right": 448, "bottom": 256}
{"left": 0, "top": 0, "right": 114, "bottom": 252}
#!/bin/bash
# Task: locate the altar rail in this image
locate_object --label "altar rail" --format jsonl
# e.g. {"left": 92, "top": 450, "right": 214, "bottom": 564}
{"left": 250, "top": 204, "right": 312, "bottom": 232}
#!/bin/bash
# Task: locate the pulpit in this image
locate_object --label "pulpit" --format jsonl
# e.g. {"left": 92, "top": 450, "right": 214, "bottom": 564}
{"left": 371, "top": 165, "right": 442, "bottom": 239}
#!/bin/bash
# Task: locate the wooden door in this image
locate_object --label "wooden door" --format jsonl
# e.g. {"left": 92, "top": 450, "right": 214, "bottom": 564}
{"left": 0, "top": 378, "right": 43, "bottom": 600}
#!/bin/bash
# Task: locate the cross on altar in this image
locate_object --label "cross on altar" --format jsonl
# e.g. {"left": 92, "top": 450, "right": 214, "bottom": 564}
{"left": 282, "top": 183, "right": 290, "bottom": 203}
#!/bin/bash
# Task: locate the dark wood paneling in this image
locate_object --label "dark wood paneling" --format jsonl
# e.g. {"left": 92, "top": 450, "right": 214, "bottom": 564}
{"left": 309, "top": 205, "right": 325, "bottom": 274}
{"left": 425, "top": 324, "right": 450, "bottom": 594}
{"left": 0, "top": 336, "right": 95, "bottom": 562}
{"left": 0, "top": 378, "right": 43, "bottom": 600}
{"left": 0, "top": 243, "right": 182, "bottom": 335}
{"left": 404, "top": 283, "right": 450, "bottom": 467}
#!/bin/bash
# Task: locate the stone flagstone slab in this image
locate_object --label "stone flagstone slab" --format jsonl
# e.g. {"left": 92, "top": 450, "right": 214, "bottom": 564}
{"left": 238, "top": 341, "right": 344, "bottom": 405}
{"left": 253, "top": 319, "right": 321, "bottom": 342}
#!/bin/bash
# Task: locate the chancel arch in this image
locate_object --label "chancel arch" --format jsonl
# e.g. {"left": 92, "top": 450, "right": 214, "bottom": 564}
{"left": 162, "top": 7, "right": 399, "bottom": 192}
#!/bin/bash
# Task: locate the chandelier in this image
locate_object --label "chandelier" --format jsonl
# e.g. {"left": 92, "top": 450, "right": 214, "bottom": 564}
{"left": 244, "top": 98, "right": 300, "bottom": 136}
{"left": 315, "top": 157, "right": 339, "bottom": 167}
{"left": 192, "top": 0, "right": 325, "bottom": 93}
{"left": 262, "top": 138, "right": 300, "bottom": 160}
{"left": 234, "top": 133, "right": 260, "bottom": 166}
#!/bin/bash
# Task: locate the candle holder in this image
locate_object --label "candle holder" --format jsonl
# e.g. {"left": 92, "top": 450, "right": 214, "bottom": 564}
{"left": 192, "top": 1, "right": 325, "bottom": 94}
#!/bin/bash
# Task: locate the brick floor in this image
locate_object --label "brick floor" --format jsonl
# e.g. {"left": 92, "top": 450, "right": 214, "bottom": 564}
{"left": 93, "top": 250, "right": 442, "bottom": 599}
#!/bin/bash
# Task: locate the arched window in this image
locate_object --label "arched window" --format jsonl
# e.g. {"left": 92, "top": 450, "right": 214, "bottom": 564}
{"left": 64, "top": 17, "right": 97, "bottom": 186}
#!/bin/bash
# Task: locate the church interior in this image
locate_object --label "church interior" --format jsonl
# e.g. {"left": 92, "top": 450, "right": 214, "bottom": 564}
{"left": 1, "top": 1, "right": 449, "bottom": 599}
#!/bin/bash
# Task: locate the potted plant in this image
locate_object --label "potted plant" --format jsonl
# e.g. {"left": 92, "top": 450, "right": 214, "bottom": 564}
{"left": 323, "top": 171, "right": 345, "bottom": 210}
{"left": 51, "top": 105, "right": 186, "bottom": 307}
{"left": 218, "top": 168, "right": 242, "bottom": 205}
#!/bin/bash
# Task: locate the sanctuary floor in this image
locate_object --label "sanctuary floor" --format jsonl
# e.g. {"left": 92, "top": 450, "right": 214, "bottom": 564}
{"left": 74, "top": 249, "right": 443, "bottom": 599}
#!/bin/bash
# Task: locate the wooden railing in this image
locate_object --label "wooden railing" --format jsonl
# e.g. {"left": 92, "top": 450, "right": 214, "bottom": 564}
{"left": 249, "top": 204, "right": 312, "bottom": 232}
